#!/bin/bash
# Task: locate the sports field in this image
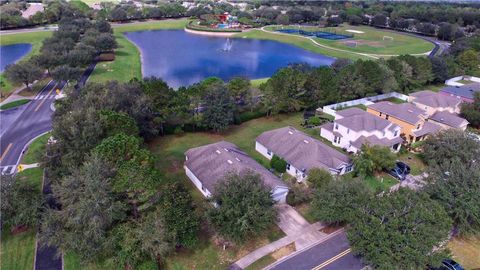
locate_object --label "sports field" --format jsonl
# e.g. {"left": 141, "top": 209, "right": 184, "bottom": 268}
{"left": 264, "top": 24, "right": 434, "bottom": 56}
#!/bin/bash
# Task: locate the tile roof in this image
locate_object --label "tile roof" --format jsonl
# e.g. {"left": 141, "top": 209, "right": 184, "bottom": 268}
{"left": 335, "top": 108, "right": 397, "bottom": 132}
{"left": 185, "top": 141, "right": 287, "bottom": 194}
{"left": 429, "top": 111, "right": 469, "bottom": 128}
{"left": 368, "top": 101, "right": 428, "bottom": 125}
{"left": 410, "top": 90, "right": 462, "bottom": 109}
{"left": 440, "top": 83, "right": 480, "bottom": 100}
{"left": 256, "top": 127, "right": 352, "bottom": 173}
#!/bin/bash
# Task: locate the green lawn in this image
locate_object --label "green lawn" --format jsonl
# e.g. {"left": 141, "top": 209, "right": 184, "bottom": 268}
{"left": 1, "top": 167, "right": 43, "bottom": 270}
{"left": 235, "top": 29, "right": 368, "bottom": 61}
{"left": 0, "top": 99, "right": 30, "bottom": 110}
{"left": 397, "top": 152, "right": 426, "bottom": 176}
{"left": 245, "top": 254, "right": 276, "bottom": 270}
{"left": 363, "top": 174, "right": 398, "bottom": 192}
{"left": 1, "top": 229, "right": 37, "bottom": 270}
{"left": 251, "top": 77, "right": 268, "bottom": 88}
{"left": 21, "top": 132, "right": 50, "bottom": 164}
{"left": 89, "top": 19, "right": 189, "bottom": 83}
{"left": 265, "top": 24, "right": 434, "bottom": 56}
{"left": 0, "top": 31, "right": 52, "bottom": 97}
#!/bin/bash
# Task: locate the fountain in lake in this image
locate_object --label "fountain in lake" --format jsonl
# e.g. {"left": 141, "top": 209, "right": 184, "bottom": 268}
{"left": 222, "top": 38, "right": 233, "bottom": 52}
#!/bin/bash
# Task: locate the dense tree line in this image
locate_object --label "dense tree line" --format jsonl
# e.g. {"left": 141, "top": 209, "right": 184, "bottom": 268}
{"left": 4, "top": 3, "right": 116, "bottom": 88}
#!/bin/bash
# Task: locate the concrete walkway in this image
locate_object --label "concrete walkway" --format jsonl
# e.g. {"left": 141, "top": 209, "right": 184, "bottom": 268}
{"left": 390, "top": 173, "right": 427, "bottom": 192}
{"left": 232, "top": 204, "right": 328, "bottom": 269}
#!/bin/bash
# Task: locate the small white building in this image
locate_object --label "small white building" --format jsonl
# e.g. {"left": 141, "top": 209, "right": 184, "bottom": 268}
{"left": 184, "top": 141, "right": 289, "bottom": 203}
{"left": 320, "top": 108, "right": 403, "bottom": 153}
{"left": 256, "top": 127, "right": 353, "bottom": 181}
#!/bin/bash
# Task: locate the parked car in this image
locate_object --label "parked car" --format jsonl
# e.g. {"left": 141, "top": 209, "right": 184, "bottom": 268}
{"left": 388, "top": 161, "right": 410, "bottom": 181}
{"left": 428, "top": 259, "right": 465, "bottom": 270}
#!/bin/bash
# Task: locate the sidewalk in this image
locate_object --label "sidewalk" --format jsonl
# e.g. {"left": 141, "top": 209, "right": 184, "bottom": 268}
{"left": 232, "top": 204, "right": 328, "bottom": 269}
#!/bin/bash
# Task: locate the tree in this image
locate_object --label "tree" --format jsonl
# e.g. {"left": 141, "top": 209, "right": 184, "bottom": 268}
{"left": 307, "top": 168, "right": 333, "bottom": 190}
{"left": 262, "top": 67, "right": 307, "bottom": 115}
{"left": 438, "top": 22, "right": 455, "bottom": 41}
{"left": 423, "top": 129, "right": 480, "bottom": 169}
{"left": 4, "top": 60, "right": 43, "bottom": 89}
{"left": 50, "top": 64, "right": 81, "bottom": 84}
{"left": 347, "top": 15, "right": 362, "bottom": 25}
{"left": 348, "top": 189, "right": 452, "bottom": 269}
{"left": 227, "top": 77, "right": 251, "bottom": 102}
{"left": 354, "top": 145, "right": 396, "bottom": 178}
{"left": 457, "top": 49, "right": 479, "bottom": 75}
{"left": 426, "top": 161, "right": 480, "bottom": 236}
{"left": 207, "top": 170, "right": 276, "bottom": 242}
{"left": 40, "top": 155, "right": 127, "bottom": 263}
{"left": 202, "top": 84, "right": 235, "bottom": 132}
{"left": 109, "top": 7, "right": 127, "bottom": 21}
{"left": 430, "top": 56, "right": 449, "bottom": 83}
{"left": 275, "top": 14, "right": 289, "bottom": 25}
{"left": 303, "top": 67, "right": 338, "bottom": 107}
{"left": 270, "top": 155, "right": 287, "bottom": 173}
{"left": 371, "top": 13, "right": 387, "bottom": 27}
{"left": 460, "top": 92, "right": 480, "bottom": 128}
{"left": 160, "top": 183, "right": 200, "bottom": 247}
{"left": 1, "top": 175, "right": 43, "bottom": 229}
{"left": 310, "top": 179, "right": 372, "bottom": 225}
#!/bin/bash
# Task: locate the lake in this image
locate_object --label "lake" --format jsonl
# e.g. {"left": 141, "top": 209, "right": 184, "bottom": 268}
{"left": 125, "top": 30, "right": 334, "bottom": 88}
{"left": 0, "top": 43, "right": 32, "bottom": 72}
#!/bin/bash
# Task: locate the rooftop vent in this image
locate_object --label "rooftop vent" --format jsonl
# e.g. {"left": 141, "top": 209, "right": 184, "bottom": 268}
{"left": 407, "top": 109, "right": 413, "bottom": 113}
{"left": 235, "top": 157, "right": 241, "bottom": 162}
{"left": 288, "top": 131, "right": 293, "bottom": 135}
{"left": 303, "top": 140, "right": 309, "bottom": 144}
{"left": 216, "top": 150, "right": 221, "bottom": 154}
{"left": 227, "top": 159, "right": 233, "bottom": 164}
{"left": 224, "top": 148, "right": 229, "bottom": 152}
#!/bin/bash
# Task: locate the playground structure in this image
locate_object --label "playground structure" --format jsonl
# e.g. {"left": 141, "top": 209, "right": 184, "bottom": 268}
{"left": 276, "top": 28, "right": 353, "bottom": 40}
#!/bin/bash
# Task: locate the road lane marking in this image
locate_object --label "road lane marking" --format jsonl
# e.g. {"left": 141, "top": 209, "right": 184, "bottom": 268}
{"left": 0, "top": 143, "right": 13, "bottom": 162}
{"left": 311, "top": 248, "right": 351, "bottom": 270}
{"left": 34, "top": 87, "right": 54, "bottom": 112}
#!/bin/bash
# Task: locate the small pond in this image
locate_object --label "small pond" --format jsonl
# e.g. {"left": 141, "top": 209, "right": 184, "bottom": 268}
{"left": 0, "top": 43, "right": 32, "bottom": 72}
{"left": 125, "top": 30, "right": 335, "bottom": 88}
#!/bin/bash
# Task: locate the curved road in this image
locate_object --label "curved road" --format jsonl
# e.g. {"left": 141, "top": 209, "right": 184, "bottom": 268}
{"left": 0, "top": 80, "right": 63, "bottom": 173}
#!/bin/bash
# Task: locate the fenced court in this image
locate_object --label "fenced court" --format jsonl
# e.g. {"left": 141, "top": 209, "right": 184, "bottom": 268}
{"left": 276, "top": 27, "right": 353, "bottom": 40}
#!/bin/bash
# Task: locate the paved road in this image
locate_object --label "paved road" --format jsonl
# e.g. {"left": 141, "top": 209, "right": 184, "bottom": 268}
{"left": 0, "top": 80, "right": 64, "bottom": 173}
{"left": 266, "top": 230, "right": 364, "bottom": 270}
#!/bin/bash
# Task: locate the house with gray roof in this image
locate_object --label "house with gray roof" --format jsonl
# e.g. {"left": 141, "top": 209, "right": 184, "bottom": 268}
{"left": 184, "top": 141, "right": 289, "bottom": 203}
{"left": 367, "top": 101, "right": 442, "bottom": 143}
{"left": 409, "top": 90, "right": 462, "bottom": 116}
{"left": 428, "top": 111, "right": 469, "bottom": 130}
{"left": 440, "top": 83, "right": 480, "bottom": 103}
{"left": 320, "top": 108, "right": 403, "bottom": 153}
{"left": 255, "top": 127, "right": 353, "bottom": 181}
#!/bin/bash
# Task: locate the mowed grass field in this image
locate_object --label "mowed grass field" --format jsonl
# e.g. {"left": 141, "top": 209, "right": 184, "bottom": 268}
{"left": 89, "top": 19, "right": 189, "bottom": 83}
{"left": 265, "top": 24, "right": 434, "bottom": 56}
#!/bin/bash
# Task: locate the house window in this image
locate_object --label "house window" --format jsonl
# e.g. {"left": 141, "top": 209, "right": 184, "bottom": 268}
{"left": 345, "top": 164, "right": 353, "bottom": 173}
{"left": 201, "top": 185, "right": 207, "bottom": 192}
{"left": 267, "top": 149, "right": 272, "bottom": 156}
{"left": 334, "top": 136, "right": 340, "bottom": 144}
{"left": 386, "top": 114, "right": 389, "bottom": 120}
{"left": 347, "top": 129, "right": 350, "bottom": 134}
{"left": 287, "top": 164, "right": 291, "bottom": 170}
{"left": 394, "top": 130, "right": 398, "bottom": 137}
{"left": 417, "top": 124, "right": 421, "bottom": 129}
{"left": 379, "top": 112, "right": 382, "bottom": 117}
{"left": 334, "top": 123, "right": 339, "bottom": 130}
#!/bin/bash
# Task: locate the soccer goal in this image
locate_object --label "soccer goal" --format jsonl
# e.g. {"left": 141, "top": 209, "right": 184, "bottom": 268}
{"left": 383, "top": 36, "right": 394, "bottom": 42}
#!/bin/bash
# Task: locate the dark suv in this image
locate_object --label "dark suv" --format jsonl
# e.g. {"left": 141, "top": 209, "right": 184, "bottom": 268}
{"left": 428, "top": 259, "right": 465, "bottom": 270}
{"left": 388, "top": 161, "right": 410, "bottom": 181}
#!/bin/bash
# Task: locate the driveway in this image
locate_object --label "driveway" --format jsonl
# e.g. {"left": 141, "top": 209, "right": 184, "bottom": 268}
{"left": 390, "top": 173, "right": 427, "bottom": 192}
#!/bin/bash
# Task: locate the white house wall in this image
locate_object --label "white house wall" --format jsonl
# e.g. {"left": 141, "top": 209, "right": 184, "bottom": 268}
{"left": 184, "top": 166, "right": 212, "bottom": 198}
{"left": 255, "top": 141, "right": 272, "bottom": 160}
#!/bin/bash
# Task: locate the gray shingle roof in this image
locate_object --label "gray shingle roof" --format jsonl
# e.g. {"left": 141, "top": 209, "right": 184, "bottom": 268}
{"left": 185, "top": 141, "right": 287, "bottom": 194}
{"left": 256, "top": 127, "right": 352, "bottom": 173}
{"left": 440, "top": 83, "right": 480, "bottom": 100}
{"left": 335, "top": 108, "right": 396, "bottom": 132}
{"left": 368, "top": 101, "right": 428, "bottom": 125}
{"left": 351, "top": 135, "right": 403, "bottom": 149}
{"left": 429, "top": 111, "right": 469, "bottom": 128}
{"left": 412, "top": 121, "right": 442, "bottom": 137}
{"left": 410, "top": 90, "right": 462, "bottom": 109}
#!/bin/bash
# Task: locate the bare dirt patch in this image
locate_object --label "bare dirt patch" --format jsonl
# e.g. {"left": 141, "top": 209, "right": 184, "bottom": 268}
{"left": 320, "top": 225, "right": 343, "bottom": 234}
{"left": 271, "top": 243, "right": 296, "bottom": 260}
